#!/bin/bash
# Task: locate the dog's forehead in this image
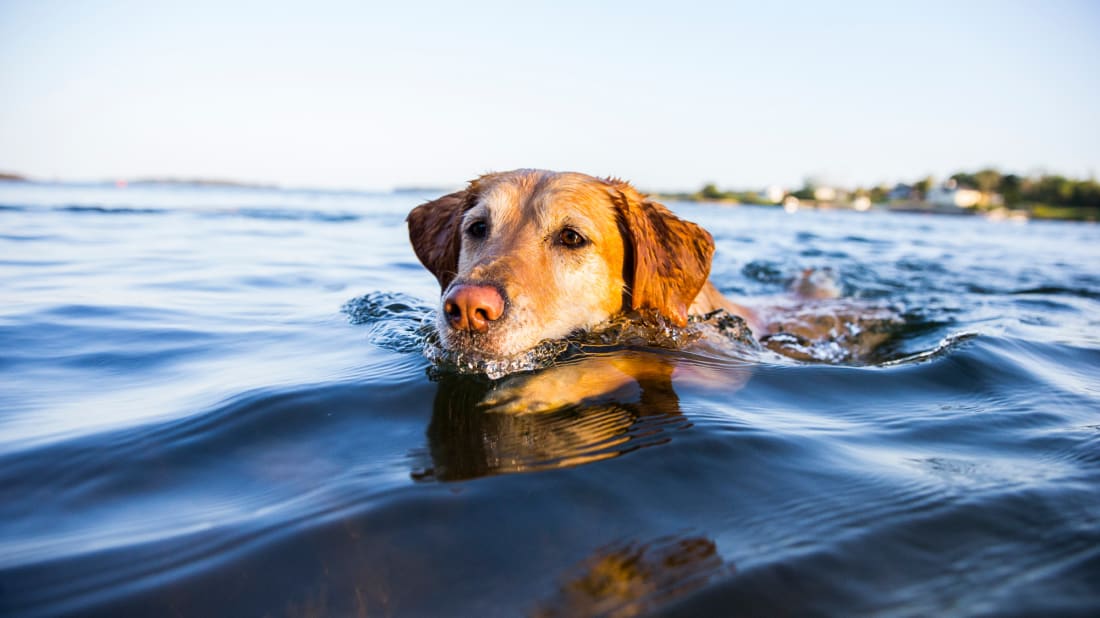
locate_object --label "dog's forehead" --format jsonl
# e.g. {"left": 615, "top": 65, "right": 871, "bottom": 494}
{"left": 473, "top": 172, "right": 616, "bottom": 230}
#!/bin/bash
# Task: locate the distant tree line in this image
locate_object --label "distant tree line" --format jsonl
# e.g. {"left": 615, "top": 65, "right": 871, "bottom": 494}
{"left": 676, "top": 169, "right": 1100, "bottom": 210}
{"left": 946, "top": 169, "right": 1100, "bottom": 208}
{"left": 847, "top": 169, "right": 1100, "bottom": 209}
{"left": 696, "top": 183, "right": 770, "bottom": 204}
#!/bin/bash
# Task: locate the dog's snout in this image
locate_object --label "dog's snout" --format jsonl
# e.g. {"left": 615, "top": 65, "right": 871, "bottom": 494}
{"left": 443, "top": 284, "right": 505, "bottom": 333}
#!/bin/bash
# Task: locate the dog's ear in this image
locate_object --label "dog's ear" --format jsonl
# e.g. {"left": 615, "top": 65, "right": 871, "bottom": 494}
{"left": 611, "top": 184, "right": 715, "bottom": 326}
{"left": 407, "top": 189, "right": 474, "bottom": 289}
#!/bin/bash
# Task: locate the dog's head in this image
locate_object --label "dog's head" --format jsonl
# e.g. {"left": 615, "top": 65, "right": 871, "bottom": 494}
{"left": 407, "top": 170, "right": 715, "bottom": 357}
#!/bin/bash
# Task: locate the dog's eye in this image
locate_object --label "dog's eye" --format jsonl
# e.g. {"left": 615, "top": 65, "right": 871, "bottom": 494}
{"left": 466, "top": 220, "right": 488, "bottom": 239}
{"left": 557, "top": 227, "right": 587, "bottom": 248}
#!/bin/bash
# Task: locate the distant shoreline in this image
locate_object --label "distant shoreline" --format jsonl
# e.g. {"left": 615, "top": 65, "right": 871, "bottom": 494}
{"left": 3, "top": 172, "right": 1095, "bottom": 222}
{"left": 0, "top": 173, "right": 274, "bottom": 188}
{"left": 0, "top": 173, "right": 457, "bottom": 195}
{"left": 127, "top": 177, "right": 279, "bottom": 189}
{"left": 657, "top": 195, "right": 1098, "bottom": 223}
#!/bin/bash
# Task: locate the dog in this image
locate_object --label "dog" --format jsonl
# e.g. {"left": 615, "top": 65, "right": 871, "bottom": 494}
{"left": 407, "top": 169, "right": 765, "bottom": 359}
{"left": 406, "top": 169, "right": 900, "bottom": 416}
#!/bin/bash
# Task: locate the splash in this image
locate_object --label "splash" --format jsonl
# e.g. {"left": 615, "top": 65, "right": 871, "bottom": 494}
{"left": 759, "top": 301, "right": 904, "bottom": 364}
{"left": 423, "top": 332, "right": 574, "bottom": 380}
{"left": 424, "top": 308, "right": 762, "bottom": 380}
{"left": 341, "top": 292, "right": 435, "bottom": 354}
{"left": 344, "top": 291, "right": 914, "bottom": 374}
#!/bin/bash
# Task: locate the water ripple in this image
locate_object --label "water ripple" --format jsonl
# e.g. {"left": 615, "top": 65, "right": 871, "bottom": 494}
{"left": 2, "top": 189, "right": 1099, "bottom": 616}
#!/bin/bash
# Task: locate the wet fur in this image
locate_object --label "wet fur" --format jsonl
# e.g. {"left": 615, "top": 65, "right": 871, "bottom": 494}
{"left": 407, "top": 169, "right": 758, "bottom": 358}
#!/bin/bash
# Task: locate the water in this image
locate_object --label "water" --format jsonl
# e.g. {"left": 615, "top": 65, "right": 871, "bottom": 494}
{"left": 1, "top": 181, "right": 1098, "bottom": 616}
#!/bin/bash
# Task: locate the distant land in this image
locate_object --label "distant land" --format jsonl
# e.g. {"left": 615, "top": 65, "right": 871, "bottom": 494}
{"left": 0, "top": 172, "right": 452, "bottom": 195}
{"left": 654, "top": 168, "right": 1100, "bottom": 222}
{"left": 0, "top": 172, "right": 275, "bottom": 188}
{"left": 127, "top": 177, "right": 279, "bottom": 189}
{"left": 2, "top": 168, "right": 1096, "bottom": 221}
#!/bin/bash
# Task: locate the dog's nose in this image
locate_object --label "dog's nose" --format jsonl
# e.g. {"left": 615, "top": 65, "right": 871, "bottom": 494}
{"left": 443, "top": 284, "right": 505, "bottom": 333}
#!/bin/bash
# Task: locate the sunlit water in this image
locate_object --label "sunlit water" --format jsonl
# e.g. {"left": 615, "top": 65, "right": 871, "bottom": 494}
{"left": 1, "top": 182, "right": 1098, "bottom": 616}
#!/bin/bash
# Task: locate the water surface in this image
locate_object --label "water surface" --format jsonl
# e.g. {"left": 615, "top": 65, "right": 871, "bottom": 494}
{"left": 1, "top": 182, "right": 1098, "bottom": 616}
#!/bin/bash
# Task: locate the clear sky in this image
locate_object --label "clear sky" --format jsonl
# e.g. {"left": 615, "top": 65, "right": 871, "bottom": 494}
{"left": 1, "top": 0, "right": 1098, "bottom": 191}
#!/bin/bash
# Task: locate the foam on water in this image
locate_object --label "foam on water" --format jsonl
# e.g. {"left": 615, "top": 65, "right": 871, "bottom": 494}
{"left": 345, "top": 288, "right": 910, "bottom": 379}
{"left": 346, "top": 294, "right": 768, "bottom": 380}
{"left": 342, "top": 291, "right": 435, "bottom": 354}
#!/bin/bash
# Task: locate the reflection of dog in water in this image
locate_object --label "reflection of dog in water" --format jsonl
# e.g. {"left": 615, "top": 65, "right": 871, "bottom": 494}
{"left": 533, "top": 534, "right": 735, "bottom": 618}
{"left": 408, "top": 169, "right": 897, "bottom": 367}
{"left": 414, "top": 352, "right": 716, "bottom": 481}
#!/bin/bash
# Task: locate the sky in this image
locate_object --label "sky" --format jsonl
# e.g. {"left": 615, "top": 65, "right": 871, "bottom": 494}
{"left": 1, "top": 0, "right": 1098, "bottom": 191}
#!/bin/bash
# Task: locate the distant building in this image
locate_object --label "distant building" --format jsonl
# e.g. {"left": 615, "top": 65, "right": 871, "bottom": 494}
{"left": 813, "top": 186, "right": 837, "bottom": 202}
{"left": 927, "top": 179, "right": 982, "bottom": 208}
{"left": 759, "top": 185, "right": 786, "bottom": 204}
{"left": 887, "top": 183, "right": 913, "bottom": 201}
{"left": 783, "top": 195, "right": 800, "bottom": 213}
{"left": 852, "top": 195, "right": 872, "bottom": 211}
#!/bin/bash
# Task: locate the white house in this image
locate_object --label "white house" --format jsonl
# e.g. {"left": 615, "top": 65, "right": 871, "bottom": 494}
{"left": 852, "top": 195, "right": 872, "bottom": 211}
{"left": 759, "top": 185, "right": 786, "bottom": 204}
{"left": 926, "top": 179, "right": 982, "bottom": 208}
{"left": 813, "top": 186, "right": 837, "bottom": 202}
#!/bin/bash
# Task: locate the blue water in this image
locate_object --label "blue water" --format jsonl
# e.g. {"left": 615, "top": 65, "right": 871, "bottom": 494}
{"left": 1, "top": 181, "right": 1098, "bottom": 616}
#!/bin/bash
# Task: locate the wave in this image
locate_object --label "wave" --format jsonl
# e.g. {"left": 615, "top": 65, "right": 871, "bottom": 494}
{"left": 1011, "top": 285, "right": 1100, "bottom": 300}
{"left": 880, "top": 330, "right": 979, "bottom": 366}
